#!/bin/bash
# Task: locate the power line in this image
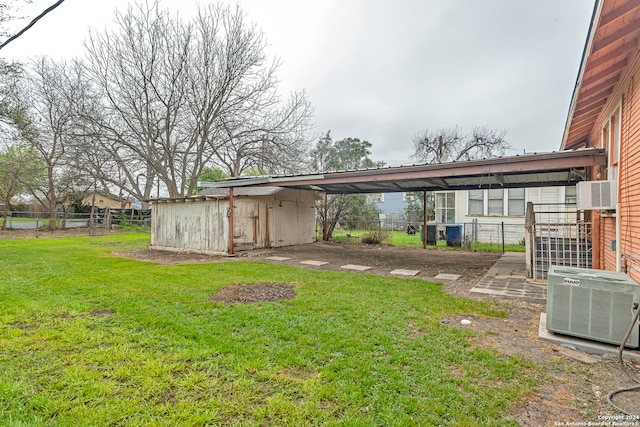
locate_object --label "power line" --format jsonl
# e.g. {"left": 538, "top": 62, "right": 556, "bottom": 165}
{"left": 0, "top": 0, "right": 67, "bottom": 51}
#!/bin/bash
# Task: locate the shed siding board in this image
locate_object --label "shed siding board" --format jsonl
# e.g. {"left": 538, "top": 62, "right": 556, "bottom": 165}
{"left": 152, "top": 199, "right": 229, "bottom": 255}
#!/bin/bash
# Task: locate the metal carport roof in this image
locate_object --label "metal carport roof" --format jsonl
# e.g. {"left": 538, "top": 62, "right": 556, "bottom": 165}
{"left": 200, "top": 148, "right": 606, "bottom": 194}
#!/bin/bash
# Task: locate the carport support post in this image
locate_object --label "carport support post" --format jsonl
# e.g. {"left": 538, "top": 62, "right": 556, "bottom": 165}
{"left": 323, "top": 193, "right": 328, "bottom": 241}
{"left": 422, "top": 191, "right": 427, "bottom": 249}
{"left": 228, "top": 187, "right": 234, "bottom": 255}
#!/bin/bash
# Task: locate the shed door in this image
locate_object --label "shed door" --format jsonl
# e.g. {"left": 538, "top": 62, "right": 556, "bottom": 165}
{"left": 233, "top": 202, "right": 269, "bottom": 250}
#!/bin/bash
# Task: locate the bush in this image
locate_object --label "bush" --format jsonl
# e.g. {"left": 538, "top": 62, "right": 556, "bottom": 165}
{"left": 361, "top": 230, "right": 390, "bottom": 245}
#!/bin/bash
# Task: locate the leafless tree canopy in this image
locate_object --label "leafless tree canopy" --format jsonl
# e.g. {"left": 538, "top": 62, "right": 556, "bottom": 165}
{"left": 80, "top": 1, "right": 312, "bottom": 200}
{"left": 21, "top": 57, "right": 92, "bottom": 228}
{"left": 412, "top": 126, "right": 510, "bottom": 164}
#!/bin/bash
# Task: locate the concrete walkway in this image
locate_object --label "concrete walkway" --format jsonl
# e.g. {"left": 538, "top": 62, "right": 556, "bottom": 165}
{"left": 471, "top": 252, "right": 547, "bottom": 303}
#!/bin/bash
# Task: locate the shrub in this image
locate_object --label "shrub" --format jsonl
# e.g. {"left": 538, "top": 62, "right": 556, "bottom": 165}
{"left": 361, "top": 230, "right": 390, "bottom": 245}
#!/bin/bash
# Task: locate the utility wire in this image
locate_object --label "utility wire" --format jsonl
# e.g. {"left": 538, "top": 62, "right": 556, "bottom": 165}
{"left": 0, "top": 0, "right": 66, "bottom": 51}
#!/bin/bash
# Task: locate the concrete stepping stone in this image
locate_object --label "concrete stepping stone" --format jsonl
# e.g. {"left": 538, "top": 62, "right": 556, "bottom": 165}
{"left": 390, "top": 269, "right": 420, "bottom": 276}
{"left": 340, "top": 264, "right": 372, "bottom": 271}
{"left": 434, "top": 273, "right": 461, "bottom": 281}
{"left": 300, "top": 260, "right": 328, "bottom": 266}
{"left": 265, "top": 256, "right": 291, "bottom": 261}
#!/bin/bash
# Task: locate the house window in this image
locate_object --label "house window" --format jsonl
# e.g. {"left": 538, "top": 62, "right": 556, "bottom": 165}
{"left": 507, "top": 188, "right": 525, "bottom": 216}
{"left": 565, "top": 186, "right": 576, "bottom": 205}
{"left": 611, "top": 109, "right": 620, "bottom": 166}
{"left": 435, "top": 192, "right": 455, "bottom": 223}
{"left": 602, "top": 104, "right": 621, "bottom": 179}
{"left": 468, "top": 190, "right": 484, "bottom": 216}
{"left": 371, "top": 193, "right": 384, "bottom": 203}
{"left": 468, "top": 188, "right": 525, "bottom": 217}
{"left": 488, "top": 189, "right": 503, "bottom": 216}
{"left": 402, "top": 192, "right": 415, "bottom": 202}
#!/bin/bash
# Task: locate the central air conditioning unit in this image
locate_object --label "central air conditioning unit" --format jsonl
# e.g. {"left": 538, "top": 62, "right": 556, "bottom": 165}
{"left": 546, "top": 265, "right": 640, "bottom": 348}
{"left": 576, "top": 180, "right": 617, "bottom": 210}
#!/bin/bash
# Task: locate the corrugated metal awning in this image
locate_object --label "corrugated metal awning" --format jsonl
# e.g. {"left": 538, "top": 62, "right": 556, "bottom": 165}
{"left": 203, "top": 148, "right": 606, "bottom": 194}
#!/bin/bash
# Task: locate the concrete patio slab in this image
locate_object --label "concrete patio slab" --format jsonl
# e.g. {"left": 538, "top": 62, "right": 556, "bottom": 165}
{"left": 538, "top": 313, "right": 640, "bottom": 360}
{"left": 300, "top": 260, "right": 329, "bottom": 266}
{"left": 265, "top": 256, "right": 291, "bottom": 261}
{"left": 390, "top": 269, "right": 420, "bottom": 276}
{"left": 471, "top": 252, "right": 547, "bottom": 303}
{"left": 435, "top": 273, "right": 461, "bottom": 281}
{"left": 340, "top": 264, "right": 372, "bottom": 271}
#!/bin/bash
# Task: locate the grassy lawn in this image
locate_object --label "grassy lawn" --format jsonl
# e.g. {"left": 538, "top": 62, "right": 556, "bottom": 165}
{"left": 0, "top": 234, "right": 537, "bottom": 425}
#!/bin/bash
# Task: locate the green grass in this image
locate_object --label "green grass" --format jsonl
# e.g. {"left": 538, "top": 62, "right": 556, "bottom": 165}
{"left": 0, "top": 234, "right": 537, "bottom": 426}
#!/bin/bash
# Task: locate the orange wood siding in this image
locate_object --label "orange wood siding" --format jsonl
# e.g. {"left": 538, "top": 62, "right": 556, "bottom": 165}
{"left": 619, "top": 61, "right": 640, "bottom": 281}
{"left": 582, "top": 53, "right": 640, "bottom": 278}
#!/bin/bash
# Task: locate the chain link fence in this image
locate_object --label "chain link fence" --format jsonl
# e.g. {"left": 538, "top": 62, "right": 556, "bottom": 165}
{"left": 1, "top": 208, "right": 151, "bottom": 237}
{"left": 317, "top": 218, "right": 525, "bottom": 252}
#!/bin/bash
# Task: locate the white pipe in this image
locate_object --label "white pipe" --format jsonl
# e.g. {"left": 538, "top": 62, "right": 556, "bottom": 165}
{"left": 616, "top": 202, "right": 621, "bottom": 271}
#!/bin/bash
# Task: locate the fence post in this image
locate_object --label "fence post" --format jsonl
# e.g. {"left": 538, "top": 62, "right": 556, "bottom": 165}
{"left": 501, "top": 222, "right": 505, "bottom": 252}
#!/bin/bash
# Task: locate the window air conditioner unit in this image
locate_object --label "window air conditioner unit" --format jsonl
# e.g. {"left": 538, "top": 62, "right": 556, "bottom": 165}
{"left": 575, "top": 180, "right": 616, "bottom": 210}
{"left": 546, "top": 265, "right": 640, "bottom": 348}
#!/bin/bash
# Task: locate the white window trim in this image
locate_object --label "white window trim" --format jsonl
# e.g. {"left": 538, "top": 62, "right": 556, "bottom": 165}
{"left": 467, "top": 188, "right": 526, "bottom": 217}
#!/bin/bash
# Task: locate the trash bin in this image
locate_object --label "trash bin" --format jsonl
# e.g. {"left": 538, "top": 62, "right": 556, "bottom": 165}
{"left": 445, "top": 224, "right": 462, "bottom": 247}
{"left": 420, "top": 224, "right": 437, "bottom": 245}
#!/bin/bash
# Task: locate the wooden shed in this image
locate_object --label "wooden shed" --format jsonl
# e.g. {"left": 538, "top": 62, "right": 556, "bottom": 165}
{"left": 150, "top": 187, "right": 318, "bottom": 255}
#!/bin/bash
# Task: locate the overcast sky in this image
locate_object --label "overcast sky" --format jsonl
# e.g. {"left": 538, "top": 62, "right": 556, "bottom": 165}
{"left": 2, "top": 0, "right": 596, "bottom": 166}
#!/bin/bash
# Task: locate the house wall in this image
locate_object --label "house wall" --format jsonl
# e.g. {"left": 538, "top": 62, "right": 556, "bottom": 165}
{"left": 433, "top": 186, "right": 573, "bottom": 244}
{"left": 83, "top": 192, "right": 131, "bottom": 209}
{"left": 586, "top": 52, "right": 640, "bottom": 280}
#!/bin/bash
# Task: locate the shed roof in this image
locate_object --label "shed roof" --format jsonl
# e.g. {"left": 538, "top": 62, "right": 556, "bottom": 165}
{"left": 201, "top": 148, "right": 605, "bottom": 194}
{"left": 562, "top": 0, "right": 640, "bottom": 149}
{"left": 199, "top": 186, "right": 283, "bottom": 198}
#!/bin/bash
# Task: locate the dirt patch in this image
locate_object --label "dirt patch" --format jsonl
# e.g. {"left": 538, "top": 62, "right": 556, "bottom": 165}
{"left": 90, "top": 308, "right": 116, "bottom": 317}
{"left": 250, "top": 241, "right": 501, "bottom": 286}
{"left": 442, "top": 300, "right": 640, "bottom": 425}
{"left": 117, "top": 249, "right": 238, "bottom": 265}
{"left": 209, "top": 283, "right": 296, "bottom": 304}
{"left": 111, "top": 241, "right": 640, "bottom": 424}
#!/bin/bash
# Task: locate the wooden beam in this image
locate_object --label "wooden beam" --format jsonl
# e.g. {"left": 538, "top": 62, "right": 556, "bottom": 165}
{"left": 599, "top": 1, "right": 640, "bottom": 27}
{"left": 570, "top": 108, "right": 602, "bottom": 129}
{"left": 579, "top": 75, "right": 619, "bottom": 98}
{"left": 585, "top": 39, "right": 638, "bottom": 71}
{"left": 575, "top": 91, "right": 612, "bottom": 112}
{"left": 581, "top": 59, "right": 627, "bottom": 87}
{"left": 592, "top": 20, "right": 640, "bottom": 53}
{"left": 228, "top": 187, "right": 234, "bottom": 255}
{"left": 573, "top": 97, "right": 607, "bottom": 117}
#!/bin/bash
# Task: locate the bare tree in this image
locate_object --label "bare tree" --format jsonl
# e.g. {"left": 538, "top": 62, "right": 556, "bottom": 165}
{"left": 412, "top": 126, "right": 510, "bottom": 164}
{"left": 81, "top": 1, "right": 312, "bottom": 201}
{"left": 19, "top": 57, "right": 89, "bottom": 229}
